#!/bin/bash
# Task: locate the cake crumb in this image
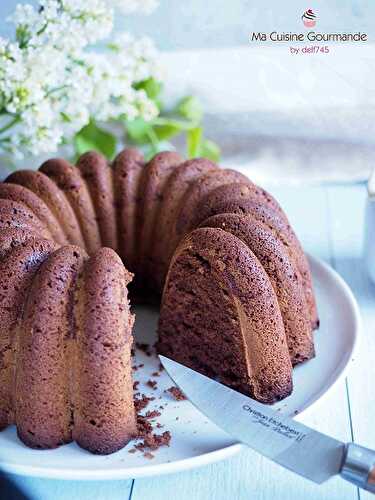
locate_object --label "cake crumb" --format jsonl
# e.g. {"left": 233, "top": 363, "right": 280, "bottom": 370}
{"left": 134, "top": 393, "right": 155, "bottom": 412}
{"left": 128, "top": 448, "right": 136, "bottom": 454}
{"left": 152, "top": 371, "right": 160, "bottom": 377}
{"left": 145, "top": 410, "right": 161, "bottom": 419}
{"left": 135, "top": 431, "right": 171, "bottom": 452}
{"left": 137, "top": 415, "right": 153, "bottom": 437}
{"left": 146, "top": 379, "right": 157, "bottom": 390}
{"left": 143, "top": 452, "right": 154, "bottom": 459}
{"left": 133, "top": 381, "right": 139, "bottom": 391}
{"left": 167, "top": 386, "right": 187, "bottom": 401}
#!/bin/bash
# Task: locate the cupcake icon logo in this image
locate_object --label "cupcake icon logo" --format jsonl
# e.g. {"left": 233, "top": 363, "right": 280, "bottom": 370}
{"left": 301, "top": 9, "right": 317, "bottom": 28}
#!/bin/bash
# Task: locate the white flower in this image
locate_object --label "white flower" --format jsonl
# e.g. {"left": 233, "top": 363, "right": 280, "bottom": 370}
{"left": 0, "top": 0, "right": 162, "bottom": 158}
{"left": 134, "top": 89, "right": 159, "bottom": 121}
{"left": 111, "top": 33, "right": 162, "bottom": 82}
{"left": 9, "top": 0, "right": 114, "bottom": 52}
{"left": 10, "top": 4, "right": 42, "bottom": 36}
{"left": 83, "top": 47, "right": 159, "bottom": 123}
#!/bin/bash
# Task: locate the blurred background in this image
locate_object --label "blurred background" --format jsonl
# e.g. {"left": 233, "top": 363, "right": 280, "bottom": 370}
{"left": 1, "top": 0, "right": 374, "bottom": 185}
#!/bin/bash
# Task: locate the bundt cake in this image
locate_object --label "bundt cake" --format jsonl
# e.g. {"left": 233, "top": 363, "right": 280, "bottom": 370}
{"left": 157, "top": 227, "right": 293, "bottom": 403}
{"left": 0, "top": 148, "right": 318, "bottom": 454}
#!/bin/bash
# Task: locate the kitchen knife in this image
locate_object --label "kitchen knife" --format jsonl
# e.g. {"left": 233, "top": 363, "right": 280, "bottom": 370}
{"left": 159, "top": 355, "right": 375, "bottom": 493}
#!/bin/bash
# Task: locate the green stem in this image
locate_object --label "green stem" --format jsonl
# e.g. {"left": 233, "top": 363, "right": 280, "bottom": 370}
{"left": 153, "top": 117, "right": 196, "bottom": 130}
{"left": 0, "top": 140, "right": 14, "bottom": 155}
{"left": 146, "top": 127, "right": 159, "bottom": 150}
{"left": 0, "top": 137, "right": 12, "bottom": 146}
{"left": 45, "top": 85, "right": 69, "bottom": 98}
{"left": 0, "top": 115, "right": 20, "bottom": 135}
{"left": 36, "top": 23, "right": 48, "bottom": 37}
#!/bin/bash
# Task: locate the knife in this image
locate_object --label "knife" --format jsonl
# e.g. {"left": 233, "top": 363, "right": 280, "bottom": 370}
{"left": 159, "top": 355, "right": 375, "bottom": 493}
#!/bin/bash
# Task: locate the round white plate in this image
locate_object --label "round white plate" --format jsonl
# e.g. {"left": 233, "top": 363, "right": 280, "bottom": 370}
{"left": 0, "top": 255, "right": 360, "bottom": 480}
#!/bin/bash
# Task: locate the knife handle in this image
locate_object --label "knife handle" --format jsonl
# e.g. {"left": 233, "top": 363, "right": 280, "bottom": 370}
{"left": 340, "top": 443, "right": 375, "bottom": 493}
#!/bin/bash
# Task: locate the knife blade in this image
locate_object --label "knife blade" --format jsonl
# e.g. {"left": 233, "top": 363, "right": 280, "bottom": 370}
{"left": 159, "top": 355, "right": 375, "bottom": 491}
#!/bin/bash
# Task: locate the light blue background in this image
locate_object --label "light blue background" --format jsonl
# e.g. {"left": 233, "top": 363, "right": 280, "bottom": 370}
{"left": 0, "top": 0, "right": 374, "bottom": 48}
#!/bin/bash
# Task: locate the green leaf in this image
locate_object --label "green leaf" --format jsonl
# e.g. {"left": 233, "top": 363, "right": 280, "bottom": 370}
{"left": 200, "top": 139, "right": 221, "bottom": 162}
{"left": 74, "top": 121, "right": 116, "bottom": 160}
{"left": 176, "top": 96, "right": 203, "bottom": 123}
{"left": 107, "top": 42, "right": 119, "bottom": 52}
{"left": 16, "top": 25, "right": 31, "bottom": 49}
{"left": 187, "top": 127, "right": 202, "bottom": 158}
{"left": 186, "top": 127, "right": 221, "bottom": 162}
{"left": 60, "top": 112, "right": 71, "bottom": 123}
{"left": 122, "top": 90, "right": 215, "bottom": 162}
{"left": 134, "top": 78, "right": 163, "bottom": 109}
{"left": 126, "top": 118, "right": 153, "bottom": 145}
{"left": 154, "top": 123, "right": 181, "bottom": 141}
{"left": 153, "top": 117, "right": 196, "bottom": 141}
{"left": 134, "top": 78, "right": 162, "bottom": 101}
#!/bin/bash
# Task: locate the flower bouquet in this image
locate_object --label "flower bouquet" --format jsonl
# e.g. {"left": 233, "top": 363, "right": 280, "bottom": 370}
{"left": 0, "top": 0, "right": 219, "bottom": 167}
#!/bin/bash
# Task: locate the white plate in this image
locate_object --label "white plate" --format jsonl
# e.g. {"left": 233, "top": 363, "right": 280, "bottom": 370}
{"left": 0, "top": 255, "right": 360, "bottom": 480}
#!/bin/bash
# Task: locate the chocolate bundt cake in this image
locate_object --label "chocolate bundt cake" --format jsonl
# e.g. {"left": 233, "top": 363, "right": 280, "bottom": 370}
{"left": 157, "top": 227, "right": 293, "bottom": 403}
{"left": 0, "top": 148, "right": 318, "bottom": 453}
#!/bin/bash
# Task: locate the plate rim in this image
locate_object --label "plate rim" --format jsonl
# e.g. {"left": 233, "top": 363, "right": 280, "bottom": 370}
{"left": 294, "top": 253, "right": 361, "bottom": 419}
{"left": 0, "top": 253, "right": 360, "bottom": 480}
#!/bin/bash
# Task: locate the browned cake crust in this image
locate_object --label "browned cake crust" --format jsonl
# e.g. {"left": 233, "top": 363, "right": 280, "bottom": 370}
{"left": 0, "top": 238, "right": 57, "bottom": 430}
{"left": 112, "top": 148, "right": 145, "bottom": 271}
{"left": 77, "top": 152, "right": 118, "bottom": 252}
{"left": 0, "top": 199, "right": 50, "bottom": 238}
{"left": 40, "top": 159, "right": 101, "bottom": 254}
{"left": 175, "top": 169, "right": 252, "bottom": 240}
{"left": 6, "top": 170, "right": 85, "bottom": 247}
{"left": 195, "top": 182, "right": 288, "bottom": 227}
{"left": 0, "top": 183, "right": 67, "bottom": 245}
{"left": 150, "top": 158, "right": 217, "bottom": 289}
{"left": 0, "top": 148, "right": 318, "bottom": 453}
{"left": 0, "top": 228, "right": 43, "bottom": 260}
{"left": 0, "top": 238, "right": 137, "bottom": 454}
{"left": 195, "top": 190, "right": 319, "bottom": 329}
{"left": 200, "top": 214, "right": 315, "bottom": 365}
{"left": 72, "top": 248, "right": 137, "bottom": 454}
{"left": 137, "top": 151, "right": 183, "bottom": 280}
{"left": 15, "top": 246, "right": 88, "bottom": 449}
{"left": 158, "top": 227, "right": 293, "bottom": 404}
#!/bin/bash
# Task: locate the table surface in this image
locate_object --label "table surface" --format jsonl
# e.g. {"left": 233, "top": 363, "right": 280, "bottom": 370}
{"left": 1, "top": 182, "right": 374, "bottom": 500}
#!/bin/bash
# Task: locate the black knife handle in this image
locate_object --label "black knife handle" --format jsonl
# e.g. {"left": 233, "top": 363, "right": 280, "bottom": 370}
{"left": 340, "top": 443, "right": 375, "bottom": 493}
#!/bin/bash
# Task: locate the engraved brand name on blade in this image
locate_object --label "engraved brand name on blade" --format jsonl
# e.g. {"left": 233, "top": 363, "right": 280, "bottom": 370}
{"left": 242, "top": 405, "right": 307, "bottom": 442}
